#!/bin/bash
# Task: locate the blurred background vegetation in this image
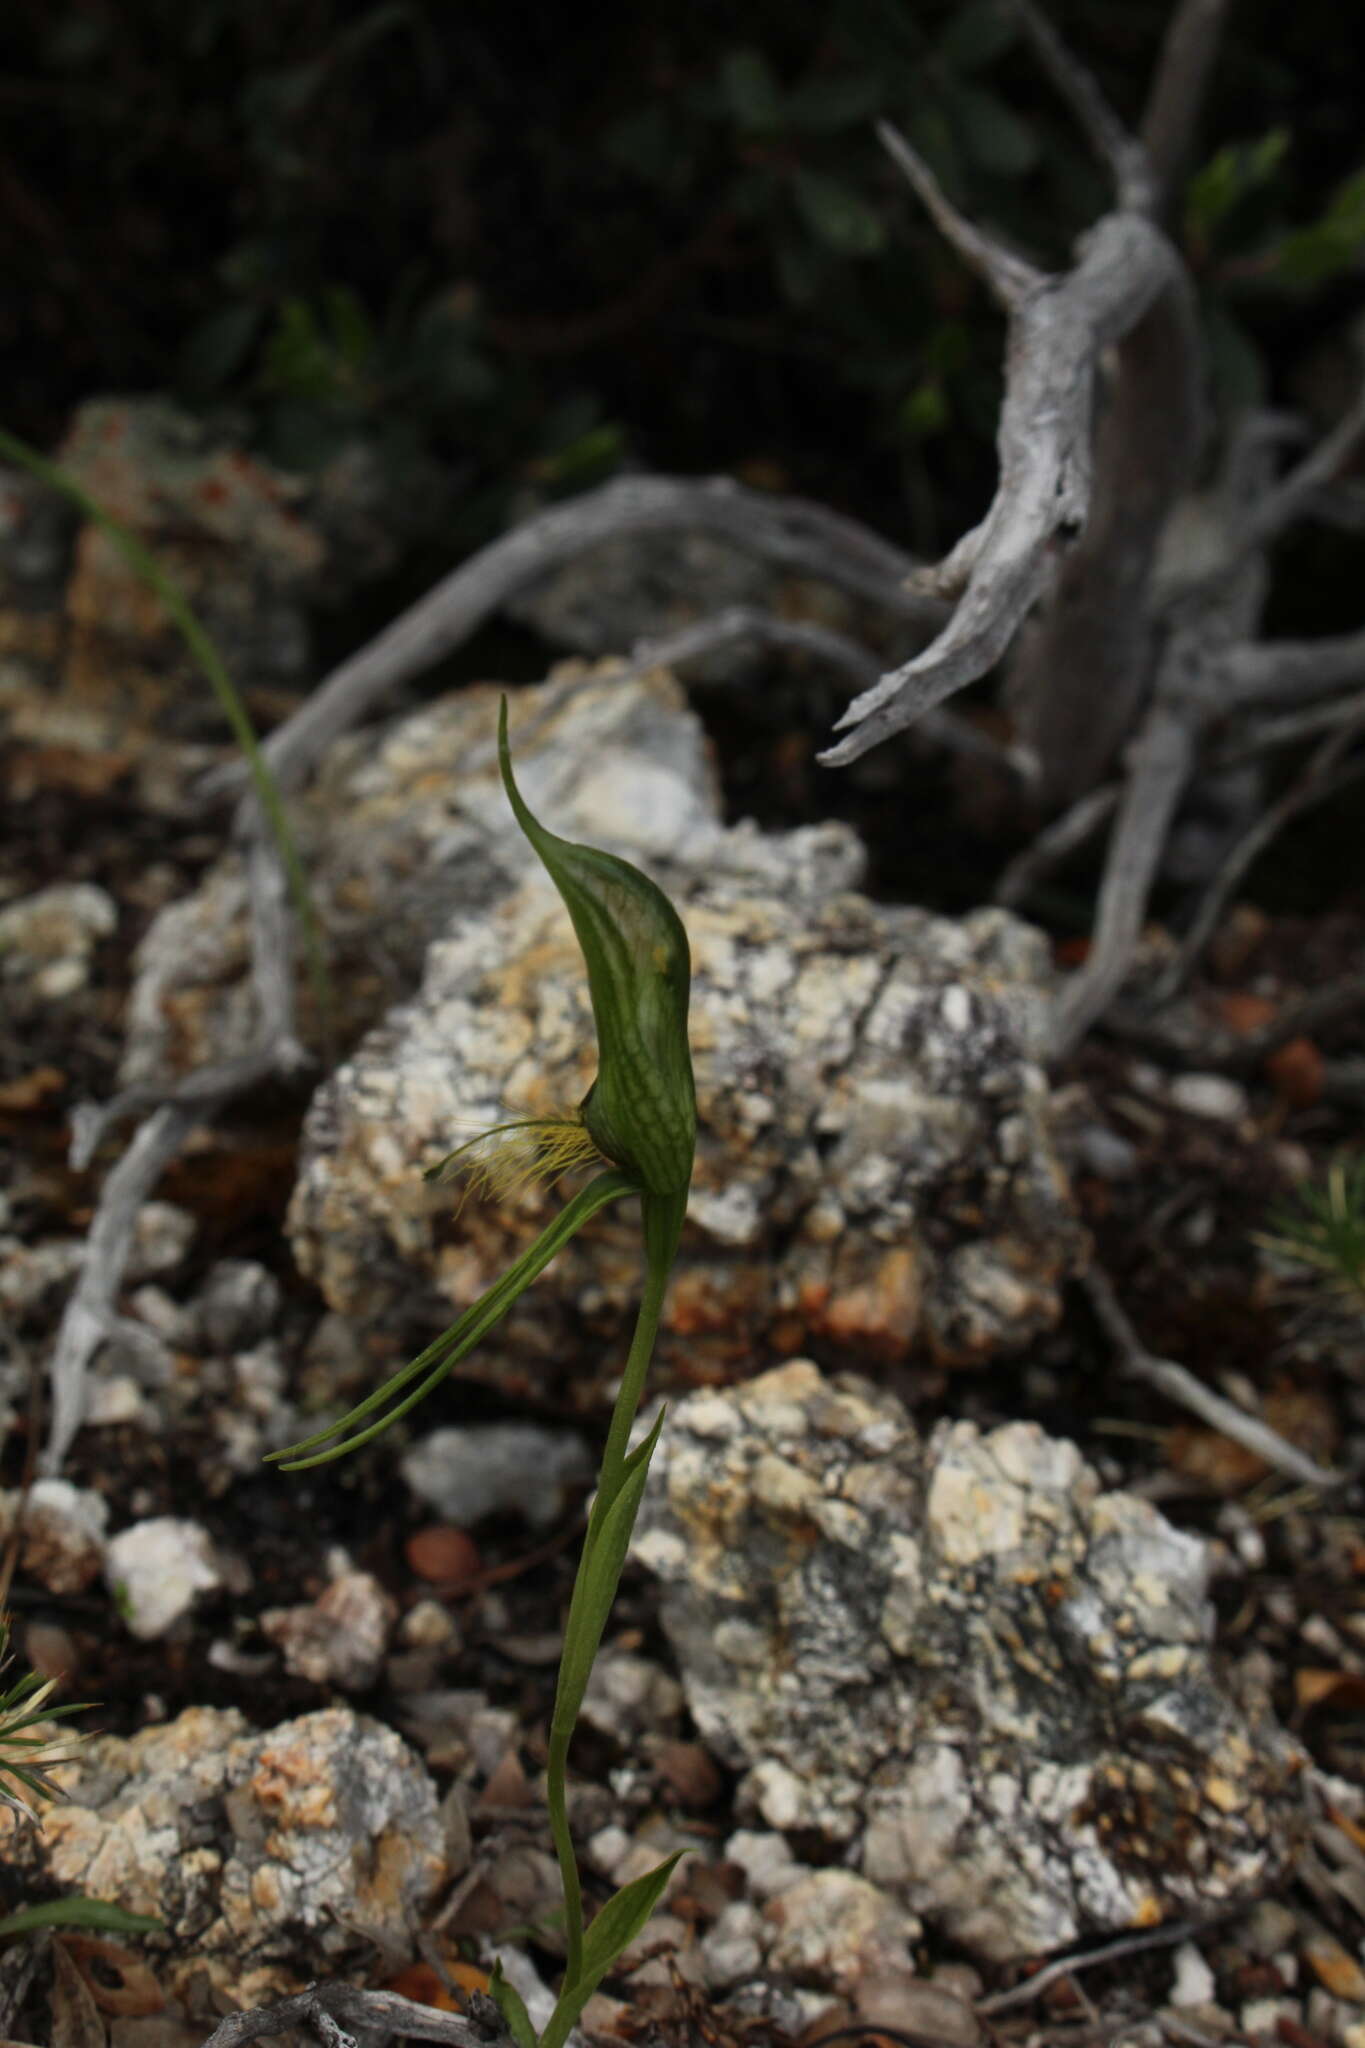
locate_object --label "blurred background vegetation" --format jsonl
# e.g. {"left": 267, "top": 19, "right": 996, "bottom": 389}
{"left": 3, "top": 0, "right": 1364, "bottom": 568}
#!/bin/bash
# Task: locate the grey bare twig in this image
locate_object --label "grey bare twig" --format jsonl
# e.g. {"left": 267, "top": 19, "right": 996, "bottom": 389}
{"left": 1231, "top": 384, "right": 1365, "bottom": 563}
{"left": 1049, "top": 706, "right": 1197, "bottom": 1060}
{"left": 1013, "top": 0, "right": 1155, "bottom": 212}
{"left": 1161, "top": 703, "right": 1365, "bottom": 994}
{"left": 994, "top": 782, "right": 1120, "bottom": 908}
{"left": 1140, "top": 0, "right": 1235, "bottom": 220}
{"left": 1082, "top": 1267, "right": 1344, "bottom": 1490}
{"left": 874, "top": 121, "right": 1043, "bottom": 307}
{"left": 821, "top": 125, "right": 1186, "bottom": 768}
{"left": 619, "top": 607, "right": 1035, "bottom": 777}
{"left": 1224, "top": 626, "right": 1365, "bottom": 707}
{"left": 205, "top": 475, "right": 936, "bottom": 803}
{"left": 195, "top": 1979, "right": 511, "bottom": 2048}
{"left": 44, "top": 1104, "right": 196, "bottom": 1473}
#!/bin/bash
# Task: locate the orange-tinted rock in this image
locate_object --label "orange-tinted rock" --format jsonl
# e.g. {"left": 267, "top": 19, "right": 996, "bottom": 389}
{"left": 404, "top": 1526, "right": 483, "bottom": 1589}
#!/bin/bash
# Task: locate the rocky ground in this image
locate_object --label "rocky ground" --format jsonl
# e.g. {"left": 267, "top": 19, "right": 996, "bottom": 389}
{"left": 2, "top": 404, "right": 1365, "bottom": 2048}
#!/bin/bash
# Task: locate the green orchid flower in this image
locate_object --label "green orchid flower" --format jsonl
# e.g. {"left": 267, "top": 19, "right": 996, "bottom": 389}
{"left": 270, "top": 696, "right": 695, "bottom": 2048}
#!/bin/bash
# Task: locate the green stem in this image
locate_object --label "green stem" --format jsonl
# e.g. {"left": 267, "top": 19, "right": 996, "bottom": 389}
{"left": 545, "top": 1187, "right": 685, "bottom": 1997}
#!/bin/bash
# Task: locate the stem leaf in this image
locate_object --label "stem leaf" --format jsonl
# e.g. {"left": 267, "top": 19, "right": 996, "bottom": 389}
{"left": 488, "top": 1961, "right": 539, "bottom": 2048}
{"left": 539, "top": 1853, "right": 684, "bottom": 2048}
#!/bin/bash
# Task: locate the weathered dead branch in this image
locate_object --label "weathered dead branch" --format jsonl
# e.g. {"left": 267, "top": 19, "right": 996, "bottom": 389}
{"left": 820, "top": 20, "right": 1196, "bottom": 773}
{"left": 618, "top": 606, "right": 1036, "bottom": 777}
{"left": 222, "top": 475, "right": 940, "bottom": 800}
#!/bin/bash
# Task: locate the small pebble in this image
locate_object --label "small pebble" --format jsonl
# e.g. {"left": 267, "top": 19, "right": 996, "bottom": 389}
{"left": 1170, "top": 1940, "right": 1217, "bottom": 2008}
{"left": 399, "top": 1598, "right": 460, "bottom": 1650}
{"left": 655, "top": 1739, "right": 723, "bottom": 1809}
{"left": 1168, "top": 1073, "right": 1248, "bottom": 1122}
{"left": 400, "top": 1423, "right": 591, "bottom": 1530}
{"left": 24, "top": 1621, "right": 79, "bottom": 1685}
{"left": 855, "top": 1972, "right": 983, "bottom": 2048}
{"left": 405, "top": 1525, "right": 482, "bottom": 1589}
{"left": 105, "top": 1517, "right": 221, "bottom": 1639}
{"left": 127, "top": 1201, "right": 196, "bottom": 1281}
{"left": 199, "top": 1259, "right": 282, "bottom": 1350}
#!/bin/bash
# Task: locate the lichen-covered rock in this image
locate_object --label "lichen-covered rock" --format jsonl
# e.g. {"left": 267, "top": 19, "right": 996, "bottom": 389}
{"left": 260, "top": 1570, "right": 397, "bottom": 1690}
{"left": 0, "top": 881, "right": 116, "bottom": 1003}
{"left": 0, "top": 400, "right": 448, "bottom": 795}
{"left": 121, "top": 663, "right": 723, "bottom": 1087}
{"left": 274, "top": 670, "right": 1079, "bottom": 1381}
{"left": 104, "top": 1518, "right": 222, "bottom": 1640}
{"left": 0, "top": 1706, "right": 446, "bottom": 2004}
{"left": 400, "top": 1422, "right": 593, "bottom": 1530}
{"left": 0, "top": 1479, "right": 107, "bottom": 1594}
{"left": 630, "top": 1360, "right": 1308, "bottom": 1962}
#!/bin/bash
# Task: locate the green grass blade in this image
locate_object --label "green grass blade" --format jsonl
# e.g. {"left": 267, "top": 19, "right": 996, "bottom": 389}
{"left": 0, "top": 1898, "right": 164, "bottom": 1939}
{"left": 0, "top": 424, "right": 331, "bottom": 1042}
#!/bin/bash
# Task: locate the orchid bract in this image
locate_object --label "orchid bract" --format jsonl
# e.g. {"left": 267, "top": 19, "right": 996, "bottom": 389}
{"left": 271, "top": 696, "right": 695, "bottom": 2048}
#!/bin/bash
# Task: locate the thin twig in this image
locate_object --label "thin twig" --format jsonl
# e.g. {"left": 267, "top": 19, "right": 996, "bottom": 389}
{"left": 1214, "top": 688, "right": 1365, "bottom": 765}
{"left": 977, "top": 1912, "right": 1225, "bottom": 2015}
{"left": 1013, "top": 0, "right": 1155, "bottom": 213}
{"left": 1139, "top": 0, "right": 1234, "bottom": 223}
{"left": 196, "top": 1979, "right": 509, "bottom": 2048}
{"left": 618, "top": 607, "right": 1035, "bottom": 777}
{"left": 1082, "top": 1267, "right": 1344, "bottom": 1490}
{"left": 994, "top": 782, "right": 1120, "bottom": 907}
{"left": 1230, "top": 384, "right": 1365, "bottom": 564}
{"left": 205, "top": 476, "right": 933, "bottom": 802}
{"left": 1159, "top": 704, "right": 1365, "bottom": 994}
{"left": 47, "top": 827, "right": 311, "bottom": 1471}
{"left": 875, "top": 121, "right": 1043, "bottom": 308}
{"left": 1224, "top": 625, "right": 1365, "bottom": 708}
{"left": 43, "top": 1104, "right": 196, "bottom": 1474}
{"left": 1049, "top": 705, "right": 1196, "bottom": 1061}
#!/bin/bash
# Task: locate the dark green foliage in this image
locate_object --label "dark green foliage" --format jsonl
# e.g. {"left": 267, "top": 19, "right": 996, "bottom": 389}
{"left": 4, "top": 2, "right": 1362, "bottom": 554}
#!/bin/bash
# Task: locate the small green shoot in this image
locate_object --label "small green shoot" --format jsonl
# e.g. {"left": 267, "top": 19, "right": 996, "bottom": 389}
{"left": 1260, "top": 1155, "right": 1365, "bottom": 1303}
{"left": 271, "top": 697, "right": 695, "bottom": 2041}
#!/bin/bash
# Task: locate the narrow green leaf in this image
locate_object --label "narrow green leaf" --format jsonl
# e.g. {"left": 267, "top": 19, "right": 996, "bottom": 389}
{"left": 0, "top": 1898, "right": 163, "bottom": 1939}
{"left": 266, "top": 1169, "right": 633, "bottom": 1465}
{"left": 498, "top": 699, "right": 695, "bottom": 1199}
{"left": 488, "top": 1961, "right": 539, "bottom": 2048}
{"left": 539, "top": 1854, "right": 683, "bottom": 2048}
